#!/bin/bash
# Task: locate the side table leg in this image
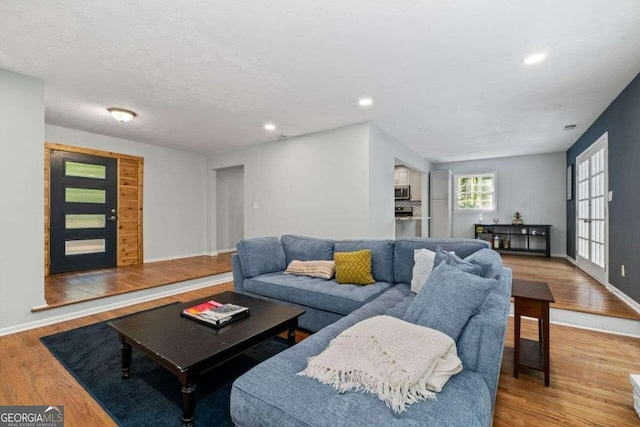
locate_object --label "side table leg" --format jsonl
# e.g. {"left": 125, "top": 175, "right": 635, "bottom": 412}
{"left": 514, "top": 301, "right": 521, "bottom": 379}
{"left": 181, "top": 383, "right": 196, "bottom": 427}
{"left": 543, "top": 302, "right": 551, "bottom": 387}
{"left": 120, "top": 337, "right": 132, "bottom": 379}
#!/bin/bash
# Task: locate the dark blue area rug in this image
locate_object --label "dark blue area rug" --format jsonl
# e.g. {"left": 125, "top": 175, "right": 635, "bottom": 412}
{"left": 41, "top": 304, "right": 288, "bottom": 426}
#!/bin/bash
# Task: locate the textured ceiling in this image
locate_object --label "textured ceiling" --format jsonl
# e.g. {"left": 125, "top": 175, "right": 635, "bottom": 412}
{"left": 1, "top": 1, "right": 639, "bottom": 162}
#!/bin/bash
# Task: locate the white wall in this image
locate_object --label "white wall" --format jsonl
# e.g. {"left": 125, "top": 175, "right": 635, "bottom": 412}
{"left": 433, "top": 152, "right": 567, "bottom": 256}
{"left": 208, "top": 124, "right": 371, "bottom": 239}
{"left": 368, "top": 125, "right": 431, "bottom": 238}
{"left": 216, "top": 165, "right": 244, "bottom": 250}
{"left": 0, "top": 69, "right": 46, "bottom": 329}
{"left": 45, "top": 125, "right": 208, "bottom": 261}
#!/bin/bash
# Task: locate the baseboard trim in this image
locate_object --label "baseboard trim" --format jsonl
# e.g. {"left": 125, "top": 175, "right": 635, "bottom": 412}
{"left": 144, "top": 252, "right": 209, "bottom": 263}
{"left": 216, "top": 248, "right": 237, "bottom": 254}
{"left": 603, "top": 282, "right": 640, "bottom": 315}
{"left": 566, "top": 255, "right": 576, "bottom": 265}
{"left": 551, "top": 252, "right": 567, "bottom": 258}
{"left": 2, "top": 272, "right": 232, "bottom": 338}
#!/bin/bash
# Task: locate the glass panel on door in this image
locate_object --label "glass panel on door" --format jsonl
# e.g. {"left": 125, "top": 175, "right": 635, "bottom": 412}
{"left": 65, "top": 161, "right": 106, "bottom": 179}
{"left": 65, "top": 239, "right": 106, "bottom": 255}
{"left": 65, "top": 214, "right": 106, "bottom": 229}
{"left": 65, "top": 188, "right": 106, "bottom": 204}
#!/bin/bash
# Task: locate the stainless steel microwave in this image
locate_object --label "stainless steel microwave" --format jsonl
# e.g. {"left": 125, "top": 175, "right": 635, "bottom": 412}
{"left": 395, "top": 185, "right": 410, "bottom": 200}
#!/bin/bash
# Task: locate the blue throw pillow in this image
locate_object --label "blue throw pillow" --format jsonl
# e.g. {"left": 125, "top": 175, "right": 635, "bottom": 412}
{"left": 464, "top": 248, "right": 503, "bottom": 279}
{"left": 403, "top": 262, "right": 497, "bottom": 341}
{"left": 433, "top": 247, "right": 482, "bottom": 276}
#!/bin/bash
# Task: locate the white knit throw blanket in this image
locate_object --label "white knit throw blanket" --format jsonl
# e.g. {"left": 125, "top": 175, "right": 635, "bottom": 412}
{"left": 298, "top": 315, "right": 462, "bottom": 413}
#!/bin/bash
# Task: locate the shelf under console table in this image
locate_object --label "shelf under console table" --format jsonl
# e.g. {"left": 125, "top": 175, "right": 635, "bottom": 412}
{"left": 474, "top": 224, "right": 552, "bottom": 258}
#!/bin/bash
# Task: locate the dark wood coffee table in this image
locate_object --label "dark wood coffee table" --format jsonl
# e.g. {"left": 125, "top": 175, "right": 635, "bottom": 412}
{"left": 108, "top": 291, "right": 305, "bottom": 427}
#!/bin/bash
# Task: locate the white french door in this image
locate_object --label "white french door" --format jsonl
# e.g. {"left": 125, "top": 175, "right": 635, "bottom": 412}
{"left": 575, "top": 133, "right": 608, "bottom": 284}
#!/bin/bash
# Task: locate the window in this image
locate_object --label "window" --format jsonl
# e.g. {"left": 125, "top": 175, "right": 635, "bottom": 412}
{"left": 454, "top": 173, "right": 496, "bottom": 211}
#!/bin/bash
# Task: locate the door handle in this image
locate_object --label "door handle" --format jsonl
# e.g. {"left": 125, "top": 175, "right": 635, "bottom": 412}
{"left": 107, "top": 215, "right": 117, "bottom": 222}
{"left": 583, "top": 219, "right": 591, "bottom": 223}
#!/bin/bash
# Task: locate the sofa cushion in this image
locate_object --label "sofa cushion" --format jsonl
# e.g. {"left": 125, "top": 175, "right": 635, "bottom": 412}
{"left": 465, "top": 248, "right": 503, "bottom": 279}
{"left": 236, "top": 237, "right": 286, "bottom": 278}
{"left": 231, "top": 285, "right": 492, "bottom": 427}
{"left": 403, "top": 262, "right": 496, "bottom": 341}
{"left": 393, "top": 238, "right": 489, "bottom": 284}
{"left": 334, "top": 239, "right": 394, "bottom": 282}
{"left": 334, "top": 249, "right": 375, "bottom": 285}
{"left": 281, "top": 235, "right": 335, "bottom": 265}
{"left": 434, "top": 247, "right": 483, "bottom": 275}
{"left": 244, "top": 272, "right": 392, "bottom": 316}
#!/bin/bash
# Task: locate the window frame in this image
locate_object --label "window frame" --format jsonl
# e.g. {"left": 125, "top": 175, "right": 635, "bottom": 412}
{"left": 453, "top": 172, "right": 497, "bottom": 212}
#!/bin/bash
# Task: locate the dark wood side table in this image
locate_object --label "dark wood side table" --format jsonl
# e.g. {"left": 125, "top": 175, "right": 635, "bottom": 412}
{"left": 512, "top": 279, "right": 555, "bottom": 386}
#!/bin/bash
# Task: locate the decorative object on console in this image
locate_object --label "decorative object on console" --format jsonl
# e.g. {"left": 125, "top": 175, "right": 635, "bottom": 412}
{"left": 512, "top": 211, "right": 523, "bottom": 225}
{"left": 334, "top": 249, "right": 375, "bottom": 285}
{"left": 298, "top": 315, "right": 462, "bottom": 414}
{"left": 284, "top": 260, "right": 335, "bottom": 279}
{"left": 492, "top": 216, "right": 500, "bottom": 224}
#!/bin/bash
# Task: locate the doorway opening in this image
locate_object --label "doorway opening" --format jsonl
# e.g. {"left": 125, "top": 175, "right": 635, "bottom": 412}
{"left": 216, "top": 165, "right": 245, "bottom": 252}
{"left": 575, "top": 132, "right": 609, "bottom": 285}
{"left": 394, "top": 161, "right": 427, "bottom": 239}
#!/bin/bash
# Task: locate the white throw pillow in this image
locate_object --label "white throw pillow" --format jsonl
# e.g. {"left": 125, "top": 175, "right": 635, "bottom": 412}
{"left": 411, "top": 249, "right": 436, "bottom": 293}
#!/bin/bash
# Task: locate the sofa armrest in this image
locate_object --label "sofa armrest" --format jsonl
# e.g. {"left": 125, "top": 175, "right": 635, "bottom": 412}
{"left": 232, "top": 254, "right": 246, "bottom": 293}
{"left": 474, "top": 267, "right": 512, "bottom": 408}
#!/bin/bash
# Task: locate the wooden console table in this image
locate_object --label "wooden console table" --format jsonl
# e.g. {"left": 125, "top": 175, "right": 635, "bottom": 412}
{"left": 512, "top": 279, "right": 555, "bottom": 386}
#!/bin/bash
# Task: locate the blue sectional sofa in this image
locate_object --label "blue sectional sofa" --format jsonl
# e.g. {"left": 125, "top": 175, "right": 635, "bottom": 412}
{"left": 230, "top": 235, "right": 512, "bottom": 427}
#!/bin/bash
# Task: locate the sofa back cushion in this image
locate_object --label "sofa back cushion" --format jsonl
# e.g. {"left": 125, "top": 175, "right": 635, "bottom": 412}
{"left": 334, "top": 240, "right": 394, "bottom": 283}
{"left": 281, "top": 235, "right": 335, "bottom": 266}
{"left": 236, "top": 237, "right": 287, "bottom": 278}
{"left": 394, "top": 238, "right": 489, "bottom": 284}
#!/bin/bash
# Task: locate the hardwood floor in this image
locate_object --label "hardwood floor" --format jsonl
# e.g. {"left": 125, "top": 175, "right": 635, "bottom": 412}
{"left": 1, "top": 281, "right": 639, "bottom": 426}
{"left": 503, "top": 254, "right": 640, "bottom": 320}
{"left": 41, "top": 253, "right": 234, "bottom": 310}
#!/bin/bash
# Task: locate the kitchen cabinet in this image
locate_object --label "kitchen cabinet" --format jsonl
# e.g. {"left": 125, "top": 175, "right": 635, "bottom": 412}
{"left": 395, "top": 166, "right": 422, "bottom": 201}
{"left": 430, "top": 170, "right": 453, "bottom": 238}
{"left": 394, "top": 167, "right": 410, "bottom": 185}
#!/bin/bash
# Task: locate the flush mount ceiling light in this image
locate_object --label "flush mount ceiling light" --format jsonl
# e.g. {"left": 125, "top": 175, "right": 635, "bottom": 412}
{"left": 108, "top": 108, "right": 137, "bottom": 122}
{"left": 524, "top": 53, "right": 546, "bottom": 65}
{"left": 358, "top": 98, "right": 373, "bottom": 107}
{"left": 264, "top": 123, "right": 276, "bottom": 131}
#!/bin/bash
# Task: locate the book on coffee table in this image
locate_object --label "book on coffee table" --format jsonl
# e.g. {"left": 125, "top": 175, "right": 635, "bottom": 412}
{"left": 181, "top": 300, "right": 250, "bottom": 328}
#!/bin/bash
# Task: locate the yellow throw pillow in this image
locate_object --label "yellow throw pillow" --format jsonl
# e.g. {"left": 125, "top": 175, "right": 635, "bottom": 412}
{"left": 334, "top": 250, "right": 375, "bottom": 285}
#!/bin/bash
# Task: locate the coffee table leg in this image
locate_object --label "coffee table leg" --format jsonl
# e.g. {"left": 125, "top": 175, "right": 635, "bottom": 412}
{"left": 287, "top": 327, "right": 296, "bottom": 347}
{"left": 120, "top": 336, "right": 132, "bottom": 379}
{"left": 181, "top": 383, "right": 196, "bottom": 427}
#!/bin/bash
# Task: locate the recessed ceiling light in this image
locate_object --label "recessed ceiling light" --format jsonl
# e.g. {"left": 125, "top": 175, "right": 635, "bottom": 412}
{"left": 524, "top": 53, "right": 546, "bottom": 65}
{"left": 264, "top": 123, "right": 276, "bottom": 131}
{"left": 108, "top": 108, "right": 137, "bottom": 122}
{"left": 544, "top": 104, "right": 563, "bottom": 110}
{"left": 358, "top": 98, "right": 373, "bottom": 107}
